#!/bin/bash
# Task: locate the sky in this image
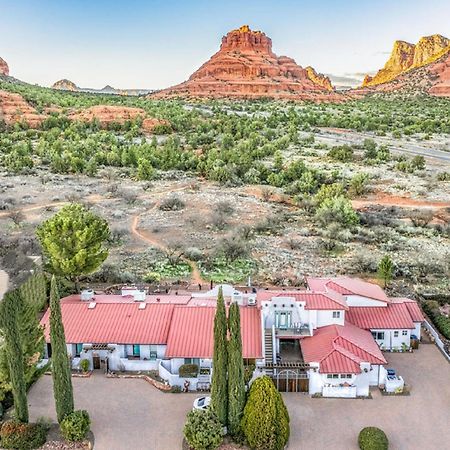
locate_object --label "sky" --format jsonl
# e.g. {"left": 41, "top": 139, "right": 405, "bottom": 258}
{"left": 1, "top": 0, "right": 449, "bottom": 89}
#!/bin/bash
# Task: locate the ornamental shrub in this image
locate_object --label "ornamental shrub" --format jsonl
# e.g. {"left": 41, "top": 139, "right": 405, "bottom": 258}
{"left": 60, "top": 410, "right": 91, "bottom": 442}
{"left": 241, "top": 376, "right": 290, "bottom": 450}
{"left": 358, "top": 427, "right": 389, "bottom": 450}
{"left": 0, "top": 420, "right": 48, "bottom": 449}
{"left": 179, "top": 363, "right": 199, "bottom": 378}
{"left": 80, "top": 359, "right": 90, "bottom": 373}
{"left": 183, "top": 409, "right": 223, "bottom": 450}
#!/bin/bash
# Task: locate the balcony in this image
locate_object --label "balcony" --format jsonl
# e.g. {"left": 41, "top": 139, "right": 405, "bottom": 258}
{"left": 275, "top": 323, "right": 311, "bottom": 337}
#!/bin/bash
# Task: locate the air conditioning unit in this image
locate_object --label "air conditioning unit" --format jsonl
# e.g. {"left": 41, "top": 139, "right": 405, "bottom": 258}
{"left": 247, "top": 296, "right": 257, "bottom": 306}
{"left": 133, "top": 289, "right": 146, "bottom": 302}
{"left": 81, "top": 289, "right": 94, "bottom": 301}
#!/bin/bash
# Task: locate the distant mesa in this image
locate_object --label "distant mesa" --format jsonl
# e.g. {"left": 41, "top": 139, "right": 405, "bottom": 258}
{"left": 0, "top": 57, "right": 9, "bottom": 76}
{"left": 52, "top": 79, "right": 78, "bottom": 91}
{"left": 362, "top": 34, "right": 450, "bottom": 88}
{"left": 152, "top": 25, "right": 341, "bottom": 101}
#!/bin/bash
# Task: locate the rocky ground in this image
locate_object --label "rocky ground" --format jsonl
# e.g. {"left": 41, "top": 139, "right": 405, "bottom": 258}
{"left": 1, "top": 127, "right": 449, "bottom": 294}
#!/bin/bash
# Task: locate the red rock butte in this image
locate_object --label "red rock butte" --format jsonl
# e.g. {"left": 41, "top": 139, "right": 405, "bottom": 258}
{"left": 152, "top": 25, "right": 341, "bottom": 101}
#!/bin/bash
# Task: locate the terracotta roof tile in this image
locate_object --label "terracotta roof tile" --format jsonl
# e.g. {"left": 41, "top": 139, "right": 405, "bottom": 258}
{"left": 346, "top": 303, "right": 415, "bottom": 330}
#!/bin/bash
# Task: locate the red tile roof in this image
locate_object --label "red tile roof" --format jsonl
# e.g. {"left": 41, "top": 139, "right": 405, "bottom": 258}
{"left": 165, "top": 306, "right": 262, "bottom": 359}
{"left": 257, "top": 291, "right": 348, "bottom": 310}
{"left": 346, "top": 303, "right": 415, "bottom": 330}
{"left": 41, "top": 302, "right": 175, "bottom": 345}
{"left": 390, "top": 298, "right": 424, "bottom": 322}
{"left": 301, "top": 322, "right": 386, "bottom": 374}
{"left": 307, "top": 277, "right": 390, "bottom": 303}
{"left": 61, "top": 294, "right": 192, "bottom": 305}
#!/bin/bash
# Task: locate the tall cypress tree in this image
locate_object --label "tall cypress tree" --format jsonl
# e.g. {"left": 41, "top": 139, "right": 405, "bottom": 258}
{"left": 49, "top": 276, "right": 74, "bottom": 423}
{"left": 227, "top": 301, "right": 246, "bottom": 437}
{"left": 0, "top": 289, "right": 29, "bottom": 422}
{"left": 210, "top": 286, "right": 228, "bottom": 426}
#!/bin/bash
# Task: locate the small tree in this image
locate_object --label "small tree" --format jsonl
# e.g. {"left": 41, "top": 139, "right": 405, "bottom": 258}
{"left": 49, "top": 276, "right": 74, "bottom": 423}
{"left": 210, "top": 287, "right": 228, "bottom": 426}
{"left": 358, "top": 427, "right": 389, "bottom": 450}
{"left": 316, "top": 196, "right": 359, "bottom": 228}
{"left": 0, "top": 290, "right": 29, "bottom": 423}
{"left": 227, "top": 302, "right": 246, "bottom": 437}
{"left": 183, "top": 409, "right": 223, "bottom": 450}
{"left": 36, "top": 203, "right": 110, "bottom": 291}
{"left": 241, "top": 376, "right": 290, "bottom": 450}
{"left": 377, "top": 255, "right": 394, "bottom": 288}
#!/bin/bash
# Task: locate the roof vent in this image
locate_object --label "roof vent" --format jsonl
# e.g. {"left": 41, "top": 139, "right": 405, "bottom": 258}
{"left": 88, "top": 302, "right": 96, "bottom": 309}
{"left": 138, "top": 303, "right": 146, "bottom": 310}
{"left": 247, "top": 296, "right": 257, "bottom": 306}
{"left": 133, "top": 289, "right": 146, "bottom": 302}
{"left": 81, "top": 289, "right": 94, "bottom": 301}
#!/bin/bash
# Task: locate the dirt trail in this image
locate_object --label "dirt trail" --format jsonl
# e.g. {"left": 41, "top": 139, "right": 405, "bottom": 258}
{"left": 352, "top": 193, "right": 450, "bottom": 210}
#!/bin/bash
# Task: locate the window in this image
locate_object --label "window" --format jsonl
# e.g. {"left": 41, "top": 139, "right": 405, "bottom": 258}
{"left": 394, "top": 331, "right": 399, "bottom": 337}
{"left": 332, "top": 374, "right": 339, "bottom": 379}
{"left": 75, "top": 343, "right": 83, "bottom": 357}
{"left": 402, "top": 330, "right": 408, "bottom": 336}
{"left": 340, "top": 374, "right": 352, "bottom": 379}
{"left": 371, "top": 331, "right": 385, "bottom": 340}
{"left": 332, "top": 311, "right": 341, "bottom": 319}
{"left": 133, "top": 345, "right": 140, "bottom": 357}
{"left": 185, "top": 358, "right": 200, "bottom": 366}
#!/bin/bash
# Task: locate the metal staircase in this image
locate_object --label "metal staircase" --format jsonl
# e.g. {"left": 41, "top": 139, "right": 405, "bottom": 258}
{"left": 264, "top": 329, "right": 274, "bottom": 373}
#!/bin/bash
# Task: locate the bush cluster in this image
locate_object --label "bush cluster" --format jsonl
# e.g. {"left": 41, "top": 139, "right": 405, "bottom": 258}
{"left": 358, "top": 427, "right": 389, "bottom": 450}
{"left": 60, "top": 410, "right": 91, "bottom": 442}
{"left": 179, "top": 363, "right": 199, "bottom": 378}
{"left": 0, "top": 420, "right": 48, "bottom": 449}
{"left": 184, "top": 409, "right": 223, "bottom": 450}
{"left": 422, "top": 300, "right": 450, "bottom": 339}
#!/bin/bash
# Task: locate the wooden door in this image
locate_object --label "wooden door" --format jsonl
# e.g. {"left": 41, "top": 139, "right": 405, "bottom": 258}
{"left": 93, "top": 355, "right": 100, "bottom": 370}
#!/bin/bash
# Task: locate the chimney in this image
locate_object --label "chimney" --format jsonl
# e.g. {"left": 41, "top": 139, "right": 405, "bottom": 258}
{"left": 81, "top": 289, "right": 94, "bottom": 301}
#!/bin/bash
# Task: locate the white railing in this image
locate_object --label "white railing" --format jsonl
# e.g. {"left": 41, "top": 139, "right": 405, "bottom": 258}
{"left": 423, "top": 320, "right": 450, "bottom": 362}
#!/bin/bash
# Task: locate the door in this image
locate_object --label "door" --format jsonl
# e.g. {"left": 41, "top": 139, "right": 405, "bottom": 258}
{"left": 46, "top": 343, "right": 52, "bottom": 359}
{"left": 93, "top": 354, "right": 101, "bottom": 370}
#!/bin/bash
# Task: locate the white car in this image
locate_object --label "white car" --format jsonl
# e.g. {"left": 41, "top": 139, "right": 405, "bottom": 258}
{"left": 193, "top": 396, "right": 211, "bottom": 411}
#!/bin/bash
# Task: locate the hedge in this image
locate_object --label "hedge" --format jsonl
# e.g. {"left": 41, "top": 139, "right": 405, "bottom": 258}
{"left": 422, "top": 300, "right": 450, "bottom": 340}
{"left": 184, "top": 409, "right": 223, "bottom": 450}
{"left": 0, "top": 420, "right": 48, "bottom": 449}
{"left": 179, "top": 363, "right": 199, "bottom": 378}
{"left": 358, "top": 427, "right": 389, "bottom": 450}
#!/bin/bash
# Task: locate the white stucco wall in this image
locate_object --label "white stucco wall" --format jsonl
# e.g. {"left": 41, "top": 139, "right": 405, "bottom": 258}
{"left": 371, "top": 329, "right": 411, "bottom": 350}
{"left": 316, "top": 310, "right": 345, "bottom": 327}
{"left": 345, "top": 295, "right": 388, "bottom": 307}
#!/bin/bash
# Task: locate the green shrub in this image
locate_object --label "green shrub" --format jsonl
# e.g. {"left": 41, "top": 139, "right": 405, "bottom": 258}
{"left": 184, "top": 409, "right": 223, "bottom": 450}
{"left": 0, "top": 420, "right": 48, "bottom": 449}
{"left": 179, "top": 364, "right": 199, "bottom": 378}
{"left": 80, "top": 359, "right": 90, "bottom": 373}
{"left": 315, "top": 195, "right": 359, "bottom": 228}
{"left": 358, "top": 427, "right": 389, "bottom": 450}
{"left": 60, "top": 410, "right": 91, "bottom": 442}
{"left": 328, "top": 144, "right": 354, "bottom": 162}
{"left": 241, "top": 376, "right": 290, "bottom": 450}
{"left": 422, "top": 301, "right": 450, "bottom": 339}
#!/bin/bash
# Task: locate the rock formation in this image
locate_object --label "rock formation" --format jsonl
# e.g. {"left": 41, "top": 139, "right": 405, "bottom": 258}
{"left": 362, "top": 34, "right": 450, "bottom": 87}
{"left": 68, "top": 105, "right": 169, "bottom": 132}
{"left": 0, "top": 90, "right": 44, "bottom": 127}
{"left": 0, "top": 57, "right": 9, "bottom": 76}
{"left": 52, "top": 79, "right": 78, "bottom": 91}
{"left": 152, "top": 25, "right": 340, "bottom": 101}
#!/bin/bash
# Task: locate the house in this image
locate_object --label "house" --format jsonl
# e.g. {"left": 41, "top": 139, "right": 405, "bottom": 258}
{"left": 306, "top": 277, "right": 424, "bottom": 350}
{"left": 40, "top": 279, "right": 424, "bottom": 398}
{"left": 40, "top": 286, "right": 263, "bottom": 390}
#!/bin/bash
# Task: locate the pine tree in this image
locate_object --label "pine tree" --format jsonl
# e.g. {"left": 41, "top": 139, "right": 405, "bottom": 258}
{"left": 227, "top": 301, "right": 246, "bottom": 437}
{"left": 210, "top": 286, "right": 228, "bottom": 427}
{"left": 377, "top": 254, "right": 394, "bottom": 288}
{"left": 0, "top": 290, "right": 29, "bottom": 423}
{"left": 50, "top": 276, "right": 74, "bottom": 423}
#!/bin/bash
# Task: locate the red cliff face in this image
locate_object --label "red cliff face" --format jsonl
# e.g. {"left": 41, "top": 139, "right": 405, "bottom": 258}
{"left": 153, "top": 25, "right": 340, "bottom": 101}
{"left": 0, "top": 57, "right": 9, "bottom": 76}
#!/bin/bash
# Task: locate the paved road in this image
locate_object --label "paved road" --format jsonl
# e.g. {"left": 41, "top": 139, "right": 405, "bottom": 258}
{"left": 315, "top": 128, "right": 450, "bottom": 163}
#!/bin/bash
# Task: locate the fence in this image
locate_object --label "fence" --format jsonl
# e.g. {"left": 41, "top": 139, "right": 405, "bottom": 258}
{"left": 423, "top": 320, "right": 450, "bottom": 363}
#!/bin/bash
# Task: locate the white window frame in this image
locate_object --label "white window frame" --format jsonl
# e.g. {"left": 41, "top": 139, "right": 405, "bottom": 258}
{"left": 332, "top": 311, "right": 341, "bottom": 319}
{"left": 402, "top": 330, "right": 408, "bottom": 336}
{"left": 394, "top": 331, "right": 399, "bottom": 337}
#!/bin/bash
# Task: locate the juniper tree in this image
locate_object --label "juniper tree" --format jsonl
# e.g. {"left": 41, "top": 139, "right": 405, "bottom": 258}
{"left": 210, "top": 286, "right": 228, "bottom": 426}
{"left": 377, "top": 254, "right": 394, "bottom": 288}
{"left": 227, "top": 301, "right": 246, "bottom": 437}
{"left": 50, "top": 276, "right": 74, "bottom": 423}
{"left": 0, "top": 289, "right": 29, "bottom": 422}
{"left": 36, "top": 203, "right": 110, "bottom": 292}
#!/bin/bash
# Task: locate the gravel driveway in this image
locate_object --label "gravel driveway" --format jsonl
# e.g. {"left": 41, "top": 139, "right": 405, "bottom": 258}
{"left": 28, "top": 375, "right": 196, "bottom": 450}
{"left": 28, "top": 344, "right": 449, "bottom": 450}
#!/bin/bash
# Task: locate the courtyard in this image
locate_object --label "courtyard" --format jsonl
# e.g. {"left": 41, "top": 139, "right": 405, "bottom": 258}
{"left": 28, "top": 343, "right": 450, "bottom": 450}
